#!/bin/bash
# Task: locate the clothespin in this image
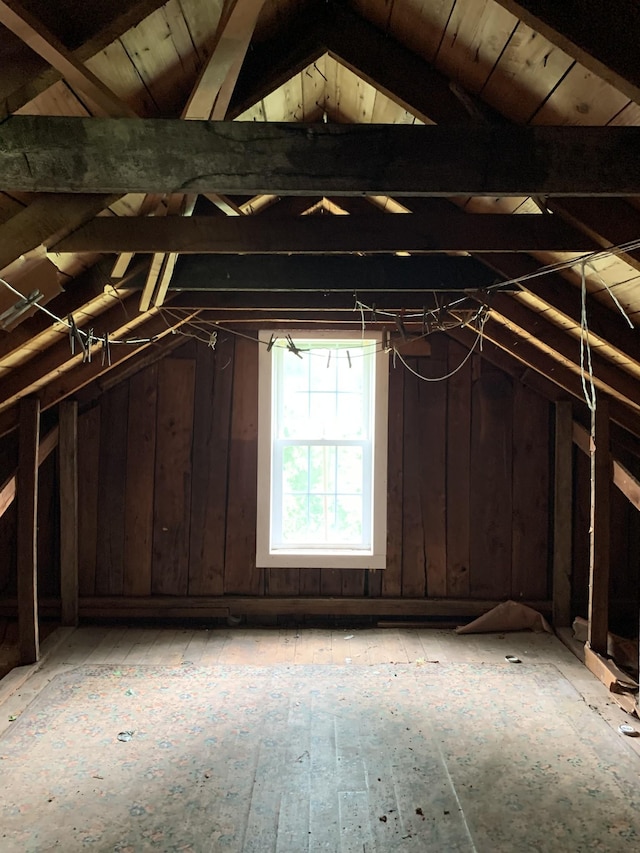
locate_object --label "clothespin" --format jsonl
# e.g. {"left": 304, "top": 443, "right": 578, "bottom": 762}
{"left": 286, "top": 334, "right": 304, "bottom": 359}
{"left": 84, "top": 328, "right": 94, "bottom": 363}
{"left": 371, "top": 303, "right": 377, "bottom": 323}
{"left": 208, "top": 330, "right": 218, "bottom": 350}
{"left": 395, "top": 311, "right": 407, "bottom": 341}
{"left": 326, "top": 350, "right": 331, "bottom": 368}
{"left": 422, "top": 307, "right": 428, "bottom": 337}
{"left": 68, "top": 314, "right": 87, "bottom": 360}
{"left": 346, "top": 350, "right": 352, "bottom": 368}
{"left": 266, "top": 333, "right": 276, "bottom": 352}
{"left": 101, "top": 331, "right": 111, "bottom": 366}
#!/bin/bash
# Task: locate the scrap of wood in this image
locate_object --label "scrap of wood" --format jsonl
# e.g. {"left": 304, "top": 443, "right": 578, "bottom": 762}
{"left": 584, "top": 644, "right": 638, "bottom": 695}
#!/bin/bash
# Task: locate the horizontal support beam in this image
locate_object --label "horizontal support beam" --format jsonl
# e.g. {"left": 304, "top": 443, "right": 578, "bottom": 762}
{"left": 171, "top": 255, "right": 499, "bottom": 292}
{"left": 76, "top": 596, "right": 552, "bottom": 619}
{"left": 3, "top": 118, "right": 640, "bottom": 195}
{"left": 54, "top": 212, "right": 598, "bottom": 254}
{"left": 172, "top": 289, "right": 477, "bottom": 310}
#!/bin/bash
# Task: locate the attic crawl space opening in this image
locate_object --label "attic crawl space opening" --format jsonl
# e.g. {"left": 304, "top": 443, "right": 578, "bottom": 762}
{"left": 256, "top": 330, "right": 388, "bottom": 569}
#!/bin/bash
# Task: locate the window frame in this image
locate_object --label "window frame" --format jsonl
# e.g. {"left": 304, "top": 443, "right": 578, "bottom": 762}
{"left": 256, "top": 329, "right": 388, "bottom": 569}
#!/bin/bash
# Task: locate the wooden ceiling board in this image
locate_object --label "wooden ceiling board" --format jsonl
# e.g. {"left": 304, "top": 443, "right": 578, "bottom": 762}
{"left": 85, "top": 39, "right": 158, "bottom": 116}
{"left": 174, "top": 0, "right": 225, "bottom": 64}
{"left": 481, "top": 20, "right": 574, "bottom": 124}
{"left": 608, "top": 101, "right": 640, "bottom": 127}
{"left": 532, "top": 64, "right": 630, "bottom": 126}
{"left": 301, "top": 56, "right": 328, "bottom": 120}
{"left": 118, "top": 2, "right": 198, "bottom": 117}
{"left": 385, "top": 0, "right": 456, "bottom": 64}
{"left": 15, "top": 79, "right": 91, "bottom": 117}
{"left": 370, "top": 89, "right": 422, "bottom": 125}
{"left": 434, "top": 0, "right": 518, "bottom": 93}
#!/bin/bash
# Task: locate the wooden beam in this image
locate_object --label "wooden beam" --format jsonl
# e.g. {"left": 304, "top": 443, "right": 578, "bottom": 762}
{"left": 0, "top": 292, "right": 143, "bottom": 411}
{"left": 477, "top": 251, "right": 640, "bottom": 369}
{"left": 4, "top": 118, "right": 640, "bottom": 196}
{"left": 0, "top": 0, "right": 138, "bottom": 118}
{"left": 172, "top": 289, "right": 475, "bottom": 310}
{"left": 187, "top": 0, "right": 266, "bottom": 121}
{"left": 547, "top": 197, "right": 640, "bottom": 275}
{"left": 59, "top": 401, "right": 78, "bottom": 627}
{"left": 588, "top": 398, "right": 611, "bottom": 655}
{"left": 0, "top": 423, "right": 57, "bottom": 517}
{"left": 1, "top": 0, "right": 170, "bottom": 119}
{"left": 478, "top": 318, "right": 640, "bottom": 436}
{"left": 0, "top": 308, "right": 201, "bottom": 438}
{"left": 170, "top": 255, "right": 498, "bottom": 292}
{"left": 135, "top": 0, "right": 265, "bottom": 308}
{"left": 573, "top": 420, "right": 640, "bottom": 512}
{"left": 491, "top": 0, "right": 640, "bottom": 107}
{"left": 17, "top": 397, "right": 40, "bottom": 664}
{"left": 0, "top": 193, "right": 118, "bottom": 276}
{"left": 76, "top": 595, "right": 552, "bottom": 619}
{"left": 480, "top": 293, "right": 640, "bottom": 412}
{"left": 54, "top": 212, "right": 599, "bottom": 254}
{"left": 553, "top": 401, "right": 573, "bottom": 627}
{"left": 227, "top": 5, "right": 325, "bottom": 118}
{"left": 321, "top": 1, "right": 497, "bottom": 126}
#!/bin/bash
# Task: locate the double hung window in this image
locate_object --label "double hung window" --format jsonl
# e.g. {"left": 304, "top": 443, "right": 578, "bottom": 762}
{"left": 256, "top": 331, "right": 388, "bottom": 569}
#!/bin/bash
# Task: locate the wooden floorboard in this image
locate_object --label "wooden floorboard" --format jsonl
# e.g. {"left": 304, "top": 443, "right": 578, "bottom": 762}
{"left": 1, "top": 626, "right": 640, "bottom": 850}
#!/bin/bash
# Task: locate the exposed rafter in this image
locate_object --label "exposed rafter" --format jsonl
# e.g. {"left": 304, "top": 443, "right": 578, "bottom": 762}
{"left": 0, "top": 0, "right": 138, "bottom": 117}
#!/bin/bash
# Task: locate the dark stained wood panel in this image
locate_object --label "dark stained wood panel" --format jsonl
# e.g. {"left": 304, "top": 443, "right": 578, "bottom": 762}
{"left": 123, "top": 364, "right": 158, "bottom": 596}
{"left": 382, "top": 363, "right": 403, "bottom": 597}
{"left": 151, "top": 358, "right": 196, "bottom": 596}
{"left": 224, "top": 336, "right": 261, "bottom": 595}
{"left": 422, "top": 335, "right": 447, "bottom": 597}
{"left": 95, "top": 383, "right": 129, "bottom": 596}
{"left": 469, "top": 365, "right": 514, "bottom": 598}
{"left": 401, "top": 359, "right": 428, "bottom": 598}
{"left": 36, "top": 452, "right": 59, "bottom": 599}
{"left": 59, "top": 334, "right": 565, "bottom": 616}
{"left": 446, "top": 339, "right": 471, "bottom": 597}
{"left": 188, "top": 337, "right": 234, "bottom": 596}
{"left": 511, "top": 383, "right": 550, "bottom": 600}
{"left": 77, "top": 405, "right": 100, "bottom": 597}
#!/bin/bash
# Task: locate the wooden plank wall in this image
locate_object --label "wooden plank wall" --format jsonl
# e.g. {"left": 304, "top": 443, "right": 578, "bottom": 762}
{"left": 70, "top": 332, "right": 555, "bottom": 604}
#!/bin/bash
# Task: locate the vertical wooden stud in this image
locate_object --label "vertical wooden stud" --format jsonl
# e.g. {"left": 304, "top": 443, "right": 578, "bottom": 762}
{"left": 17, "top": 397, "right": 40, "bottom": 664}
{"left": 553, "top": 401, "right": 573, "bottom": 627}
{"left": 588, "top": 398, "right": 610, "bottom": 654}
{"left": 59, "top": 400, "right": 79, "bottom": 626}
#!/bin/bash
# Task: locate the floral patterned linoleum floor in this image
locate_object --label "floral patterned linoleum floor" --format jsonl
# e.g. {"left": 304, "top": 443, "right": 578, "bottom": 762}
{"left": 0, "top": 661, "right": 639, "bottom": 853}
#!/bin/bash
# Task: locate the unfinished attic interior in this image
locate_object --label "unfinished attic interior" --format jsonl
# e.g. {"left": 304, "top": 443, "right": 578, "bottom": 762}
{"left": 1, "top": 0, "right": 640, "bottom": 848}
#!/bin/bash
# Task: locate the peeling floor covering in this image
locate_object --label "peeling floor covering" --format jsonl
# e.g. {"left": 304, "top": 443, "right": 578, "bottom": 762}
{"left": 0, "top": 627, "right": 639, "bottom": 852}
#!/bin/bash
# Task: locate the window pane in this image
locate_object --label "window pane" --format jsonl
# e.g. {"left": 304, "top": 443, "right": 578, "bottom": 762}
{"left": 335, "top": 496, "right": 363, "bottom": 543}
{"left": 337, "top": 446, "right": 363, "bottom": 494}
{"left": 281, "top": 494, "right": 308, "bottom": 542}
{"left": 309, "top": 445, "right": 336, "bottom": 494}
{"left": 282, "top": 445, "right": 308, "bottom": 494}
